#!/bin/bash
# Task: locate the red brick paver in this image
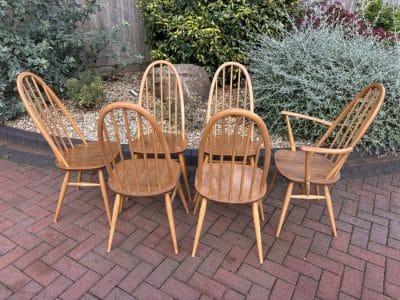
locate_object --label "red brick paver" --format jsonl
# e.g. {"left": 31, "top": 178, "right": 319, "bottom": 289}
{"left": 1, "top": 142, "right": 400, "bottom": 299}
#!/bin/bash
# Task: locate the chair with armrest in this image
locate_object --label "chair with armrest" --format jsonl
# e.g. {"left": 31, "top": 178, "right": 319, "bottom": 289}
{"left": 271, "top": 83, "right": 385, "bottom": 237}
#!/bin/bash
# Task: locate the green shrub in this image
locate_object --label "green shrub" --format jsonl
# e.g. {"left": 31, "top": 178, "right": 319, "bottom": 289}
{"left": 66, "top": 72, "right": 105, "bottom": 108}
{"left": 0, "top": 0, "right": 131, "bottom": 121}
{"left": 138, "top": 0, "right": 302, "bottom": 73}
{"left": 249, "top": 24, "right": 400, "bottom": 155}
{"left": 363, "top": 0, "right": 400, "bottom": 32}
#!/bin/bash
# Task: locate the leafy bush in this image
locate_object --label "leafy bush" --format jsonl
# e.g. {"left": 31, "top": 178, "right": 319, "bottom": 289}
{"left": 363, "top": 0, "right": 400, "bottom": 32}
{"left": 249, "top": 21, "right": 400, "bottom": 155}
{"left": 138, "top": 0, "right": 302, "bottom": 73}
{"left": 0, "top": 0, "right": 131, "bottom": 121}
{"left": 66, "top": 72, "right": 105, "bottom": 108}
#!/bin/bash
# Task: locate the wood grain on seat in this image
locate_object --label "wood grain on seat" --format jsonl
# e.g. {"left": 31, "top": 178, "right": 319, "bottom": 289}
{"left": 274, "top": 150, "right": 340, "bottom": 185}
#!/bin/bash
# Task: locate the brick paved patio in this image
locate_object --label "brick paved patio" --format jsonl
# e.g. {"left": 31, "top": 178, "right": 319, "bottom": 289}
{"left": 0, "top": 140, "right": 399, "bottom": 299}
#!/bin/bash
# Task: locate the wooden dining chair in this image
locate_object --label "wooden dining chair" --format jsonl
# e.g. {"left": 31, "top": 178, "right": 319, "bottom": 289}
{"left": 192, "top": 108, "right": 271, "bottom": 264}
{"left": 193, "top": 62, "right": 263, "bottom": 216}
{"left": 97, "top": 102, "right": 189, "bottom": 254}
{"left": 16, "top": 71, "right": 117, "bottom": 225}
{"left": 136, "top": 60, "right": 191, "bottom": 202}
{"left": 271, "top": 83, "right": 385, "bottom": 238}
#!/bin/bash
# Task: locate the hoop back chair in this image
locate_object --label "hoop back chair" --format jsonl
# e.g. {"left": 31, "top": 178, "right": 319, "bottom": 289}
{"left": 97, "top": 102, "right": 189, "bottom": 254}
{"left": 136, "top": 60, "right": 191, "bottom": 201}
{"left": 273, "top": 83, "right": 385, "bottom": 237}
{"left": 192, "top": 108, "right": 271, "bottom": 264}
{"left": 16, "top": 71, "right": 116, "bottom": 224}
{"left": 194, "top": 62, "right": 262, "bottom": 212}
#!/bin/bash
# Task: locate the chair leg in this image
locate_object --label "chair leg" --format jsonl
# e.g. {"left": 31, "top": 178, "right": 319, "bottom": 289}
{"left": 165, "top": 193, "right": 179, "bottom": 255}
{"left": 54, "top": 171, "right": 71, "bottom": 223}
{"left": 76, "top": 171, "right": 82, "bottom": 191}
{"left": 276, "top": 182, "right": 294, "bottom": 237}
{"left": 107, "top": 193, "right": 121, "bottom": 253}
{"left": 177, "top": 183, "right": 189, "bottom": 214}
{"left": 98, "top": 170, "right": 112, "bottom": 225}
{"left": 179, "top": 153, "right": 192, "bottom": 202}
{"left": 192, "top": 197, "right": 208, "bottom": 257}
{"left": 193, "top": 192, "right": 200, "bottom": 215}
{"left": 267, "top": 168, "right": 279, "bottom": 196}
{"left": 252, "top": 202, "right": 264, "bottom": 264}
{"left": 258, "top": 199, "right": 265, "bottom": 221}
{"left": 324, "top": 185, "right": 337, "bottom": 237}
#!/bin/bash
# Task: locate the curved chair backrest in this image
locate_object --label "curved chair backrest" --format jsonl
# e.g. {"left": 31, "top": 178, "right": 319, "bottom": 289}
{"left": 16, "top": 71, "right": 86, "bottom": 167}
{"left": 206, "top": 62, "right": 254, "bottom": 123}
{"left": 317, "top": 83, "right": 385, "bottom": 179}
{"left": 137, "top": 60, "right": 185, "bottom": 138}
{"left": 97, "top": 102, "right": 175, "bottom": 195}
{"left": 197, "top": 108, "right": 271, "bottom": 203}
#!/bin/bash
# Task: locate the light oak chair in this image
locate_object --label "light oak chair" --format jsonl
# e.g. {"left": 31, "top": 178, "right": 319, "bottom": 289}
{"left": 271, "top": 83, "right": 385, "bottom": 237}
{"left": 97, "top": 102, "right": 189, "bottom": 254}
{"left": 192, "top": 108, "right": 271, "bottom": 264}
{"left": 194, "top": 62, "right": 262, "bottom": 215}
{"left": 16, "top": 71, "right": 116, "bottom": 224}
{"left": 137, "top": 60, "right": 191, "bottom": 202}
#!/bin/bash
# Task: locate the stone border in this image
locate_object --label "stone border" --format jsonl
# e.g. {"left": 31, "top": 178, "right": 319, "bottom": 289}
{"left": 0, "top": 125, "right": 378, "bottom": 166}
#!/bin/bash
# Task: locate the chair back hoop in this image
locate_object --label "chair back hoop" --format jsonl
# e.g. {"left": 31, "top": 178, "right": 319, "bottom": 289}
{"left": 97, "top": 102, "right": 175, "bottom": 195}
{"left": 316, "top": 83, "right": 385, "bottom": 180}
{"left": 197, "top": 108, "right": 271, "bottom": 202}
{"left": 137, "top": 60, "right": 185, "bottom": 138}
{"left": 206, "top": 62, "right": 254, "bottom": 124}
{"left": 16, "top": 71, "right": 87, "bottom": 167}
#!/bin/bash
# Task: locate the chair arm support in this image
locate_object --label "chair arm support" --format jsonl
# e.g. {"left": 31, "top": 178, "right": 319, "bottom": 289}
{"left": 281, "top": 111, "right": 332, "bottom": 126}
{"left": 300, "top": 145, "right": 353, "bottom": 155}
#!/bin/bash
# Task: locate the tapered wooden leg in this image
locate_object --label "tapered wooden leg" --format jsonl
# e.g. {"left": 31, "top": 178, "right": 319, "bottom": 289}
{"left": 165, "top": 193, "right": 179, "bottom": 254}
{"left": 107, "top": 194, "right": 121, "bottom": 253}
{"left": 119, "top": 196, "right": 126, "bottom": 214}
{"left": 179, "top": 154, "right": 192, "bottom": 202}
{"left": 276, "top": 182, "right": 293, "bottom": 237}
{"left": 98, "top": 170, "right": 112, "bottom": 225}
{"left": 192, "top": 198, "right": 208, "bottom": 257}
{"left": 324, "top": 185, "right": 337, "bottom": 237}
{"left": 253, "top": 202, "right": 263, "bottom": 264}
{"left": 177, "top": 183, "right": 189, "bottom": 214}
{"left": 259, "top": 199, "right": 265, "bottom": 221}
{"left": 267, "top": 169, "right": 279, "bottom": 196}
{"left": 76, "top": 171, "right": 82, "bottom": 190}
{"left": 193, "top": 192, "right": 200, "bottom": 215}
{"left": 54, "top": 171, "right": 71, "bottom": 223}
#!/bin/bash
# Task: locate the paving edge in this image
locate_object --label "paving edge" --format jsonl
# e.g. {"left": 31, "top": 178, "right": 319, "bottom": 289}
{"left": 0, "top": 124, "right": 383, "bottom": 166}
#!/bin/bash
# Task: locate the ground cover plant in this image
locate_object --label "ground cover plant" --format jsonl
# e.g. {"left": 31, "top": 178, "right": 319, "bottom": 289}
{"left": 138, "top": 0, "right": 302, "bottom": 73}
{"left": 249, "top": 1, "right": 400, "bottom": 155}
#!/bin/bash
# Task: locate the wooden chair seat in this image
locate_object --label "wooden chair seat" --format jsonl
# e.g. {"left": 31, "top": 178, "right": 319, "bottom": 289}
{"left": 274, "top": 150, "right": 340, "bottom": 185}
{"left": 204, "top": 135, "right": 259, "bottom": 157}
{"left": 195, "top": 162, "right": 266, "bottom": 204}
{"left": 55, "top": 142, "right": 118, "bottom": 171}
{"left": 131, "top": 133, "right": 186, "bottom": 154}
{"left": 108, "top": 159, "right": 181, "bottom": 196}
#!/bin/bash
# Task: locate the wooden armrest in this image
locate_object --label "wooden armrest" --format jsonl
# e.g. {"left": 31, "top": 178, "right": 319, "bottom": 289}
{"left": 281, "top": 111, "right": 332, "bottom": 127}
{"left": 300, "top": 145, "right": 353, "bottom": 155}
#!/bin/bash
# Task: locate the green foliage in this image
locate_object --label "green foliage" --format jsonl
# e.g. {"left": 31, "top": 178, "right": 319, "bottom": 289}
{"left": 363, "top": 0, "right": 400, "bottom": 32}
{"left": 138, "top": 0, "right": 302, "bottom": 73}
{"left": 0, "top": 0, "right": 132, "bottom": 121}
{"left": 249, "top": 25, "right": 400, "bottom": 155}
{"left": 66, "top": 71, "right": 105, "bottom": 108}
